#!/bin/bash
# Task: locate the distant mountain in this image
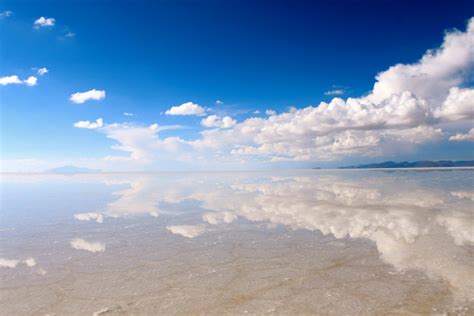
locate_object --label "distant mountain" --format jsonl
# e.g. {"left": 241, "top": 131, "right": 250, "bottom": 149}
{"left": 46, "top": 165, "right": 100, "bottom": 173}
{"left": 338, "top": 160, "right": 474, "bottom": 169}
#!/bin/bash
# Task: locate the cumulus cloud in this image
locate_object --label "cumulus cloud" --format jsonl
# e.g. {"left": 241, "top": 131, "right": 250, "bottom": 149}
{"left": 449, "top": 128, "right": 474, "bottom": 142}
{"left": 34, "top": 16, "right": 55, "bottom": 28}
{"left": 166, "top": 225, "right": 206, "bottom": 238}
{"left": 123, "top": 112, "right": 134, "bottom": 116}
{"left": 37, "top": 67, "right": 48, "bottom": 76}
{"left": 70, "top": 89, "right": 106, "bottom": 104}
{"left": 201, "top": 115, "right": 236, "bottom": 129}
{"left": 73, "top": 118, "right": 104, "bottom": 129}
{"left": 165, "top": 102, "right": 206, "bottom": 116}
{"left": 74, "top": 212, "right": 104, "bottom": 223}
{"left": 23, "top": 76, "right": 37, "bottom": 86}
{"left": 73, "top": 18, "right": 474, "bottom": 167}
{"left": 0, "top": 75, "right": 37, "bottom": 86}
{"left": 70, "top": 238, "right": 106, "bottom": 253}
{"left": 434, "top": 87, "right": 474, "bottom": 121}
{"left": 0, "top": 75, "right": 22, "bottom": 85}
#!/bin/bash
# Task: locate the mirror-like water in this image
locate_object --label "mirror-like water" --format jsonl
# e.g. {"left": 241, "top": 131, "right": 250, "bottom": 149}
{"left": 1, "top": 170, "right": 473, "bottom": 315}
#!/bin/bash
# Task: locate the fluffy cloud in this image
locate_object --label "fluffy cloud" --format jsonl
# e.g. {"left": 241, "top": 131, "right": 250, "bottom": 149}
{"left": 73, "top": 18, "right": 473, "bottom": 167}
{"left": 166, "top": 225, "right": 206, "bottom": 238}
{"left": 449, "top": 128, "right": 474, "bottom": 142}
{"left": 37, "top": 67, "right": 48, "bottom": 76}
{"left": 34, "top": 16, "right": 55, "bottom": 28}
{"left": 70, "top": 238, "right": 105, "bottom": 253}
{"left": 70, "top": 89, "right": 106, "bottom": 104}
{"left": 370, "top": 19, "right": 474, "bottom": 105}
{"left": 0, "top": 75, "right": 21, "bottom": 85}
{"left": 73, "top": 118, "right": 104, "bottom": 129}
{"left": 0, "top": 75, "right": 37, "bottom": 86}
{"left": 201, "top": 115, "right": 236, "bottom": 128}
{"left": 165, "top": 102, "right": 206, "bottom": 116}
{"left": 434, "top": 87, "right": 474, "bottom": 121}
{"left": 23, "top": 76, "right": 37, "bottom": 86}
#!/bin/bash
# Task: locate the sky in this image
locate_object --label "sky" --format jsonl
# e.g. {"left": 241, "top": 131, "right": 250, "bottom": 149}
{"left": 1, "top": 0, "right": 473, "bottom": 171}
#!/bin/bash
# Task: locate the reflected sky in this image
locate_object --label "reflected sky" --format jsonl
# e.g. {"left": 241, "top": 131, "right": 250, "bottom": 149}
{"left": 1, "top": 170, "right": 473, "bottom": 314}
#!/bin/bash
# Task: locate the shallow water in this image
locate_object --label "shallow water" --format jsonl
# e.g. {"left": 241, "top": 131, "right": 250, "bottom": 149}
{"left": 0, "top": 170, "right": 473, "bottom": 315}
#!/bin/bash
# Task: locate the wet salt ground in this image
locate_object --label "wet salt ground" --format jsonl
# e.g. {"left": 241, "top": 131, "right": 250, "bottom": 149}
{"left": 0, "top": 170, "right": 473, "bottom": 315}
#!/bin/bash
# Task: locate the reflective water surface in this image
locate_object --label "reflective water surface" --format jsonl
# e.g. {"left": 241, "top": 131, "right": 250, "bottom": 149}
{"left": 1, "top": 170, "right": 473, "bottom": 315}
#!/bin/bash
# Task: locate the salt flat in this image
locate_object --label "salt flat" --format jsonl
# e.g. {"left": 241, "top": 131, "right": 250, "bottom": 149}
{"left": 0, "top": 170, "right": 473, "bottom": 315}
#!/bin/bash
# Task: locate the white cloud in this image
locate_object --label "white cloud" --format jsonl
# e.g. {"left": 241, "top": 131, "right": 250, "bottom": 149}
{"left": 215, "top": 100, "right": 224, "bottom": 104}
{"left": 123, "top": 112, "right": 134, "bottom": 116}
{"left": 23, "top": 76, "right": 37, "bottom": 86}
{"left": 265, "top": 109, "right": 276, "bottom": 116}
{"left": 34, "top": 16, "right": 55, "bottom": 28}
{"left": 166, "top": 225, "right": 206, "bottom": 238}
{"left": 69, "top": 18, "right": 474, "bottom": 168}
{"left": 434, "top": 87, "right": 474, "bottom": 121}
{"left": 73, "top": 118, "right": 104, "bottom": 129}
{"left": 0, "top": 11, "right": 12, "bottom": 19}
{"left": 370, "top": 18, "right": 474, "bottom": 105}
{"left": 70, "top": 238, "right": 105, "bottom": 253}
{"left": 324, "top": 89, "right": 345, "bottom": 95}
{"left": 201, "top": 115, "right": 236, "bottom": 129}
{"left": 0, "top": 75, "right": 38, "bottom": 86}
{"left": 65, "top": 32, "right": 75, "bottom": 38}
{"left": 165, "top": 102, "right": 206, "bottom": 116}
{"left": 449, "top": 128, "right": 474, "bottom": 142}
{"left": 0, "top": 75, "right": 22, "bottom": 85}
{"left": 70, "top": 89, "right": 106, "bottom": 104}
{"left": 37, "top": 67, "right": 48, "bottom": 76}
{"left": 74, "top": 212, "right": 104, "bottom": 223}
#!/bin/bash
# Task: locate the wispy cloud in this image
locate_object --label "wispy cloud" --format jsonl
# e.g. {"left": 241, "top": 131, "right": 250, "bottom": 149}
{"left": 0, "top": 10, "right": 12, "bottom": 19}
{"left": 37, "top": 67, "right": 48, "bottom": 76}
{"left": 449, "top": 128, "right": 474, "bottom": 142}
{"left": 324, "top": 89, "right": 345, "bottom": 96}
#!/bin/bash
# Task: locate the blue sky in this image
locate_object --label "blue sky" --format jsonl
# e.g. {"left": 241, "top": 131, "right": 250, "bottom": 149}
{"left": 1, "top": 0, "right": 473, "bottom": 171}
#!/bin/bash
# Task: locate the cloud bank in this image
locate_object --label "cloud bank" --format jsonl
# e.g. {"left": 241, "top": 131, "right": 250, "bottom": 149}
{"left": 66, "top": 17, "right": 474, "bottom": 169}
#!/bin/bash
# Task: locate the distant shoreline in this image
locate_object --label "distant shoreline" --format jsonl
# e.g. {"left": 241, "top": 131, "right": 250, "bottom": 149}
{"left": 1, "top": 166, "right": 474, "bottom": 175}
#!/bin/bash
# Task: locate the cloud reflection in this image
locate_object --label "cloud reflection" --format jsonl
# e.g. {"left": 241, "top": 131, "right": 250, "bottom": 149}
{"left": 70, "top": 238, "right": 106, "bottom": 253}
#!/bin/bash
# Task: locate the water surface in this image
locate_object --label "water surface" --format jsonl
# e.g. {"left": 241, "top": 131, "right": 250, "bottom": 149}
{"left": 1, "top": 170, "right": 473, "bottom": 315}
